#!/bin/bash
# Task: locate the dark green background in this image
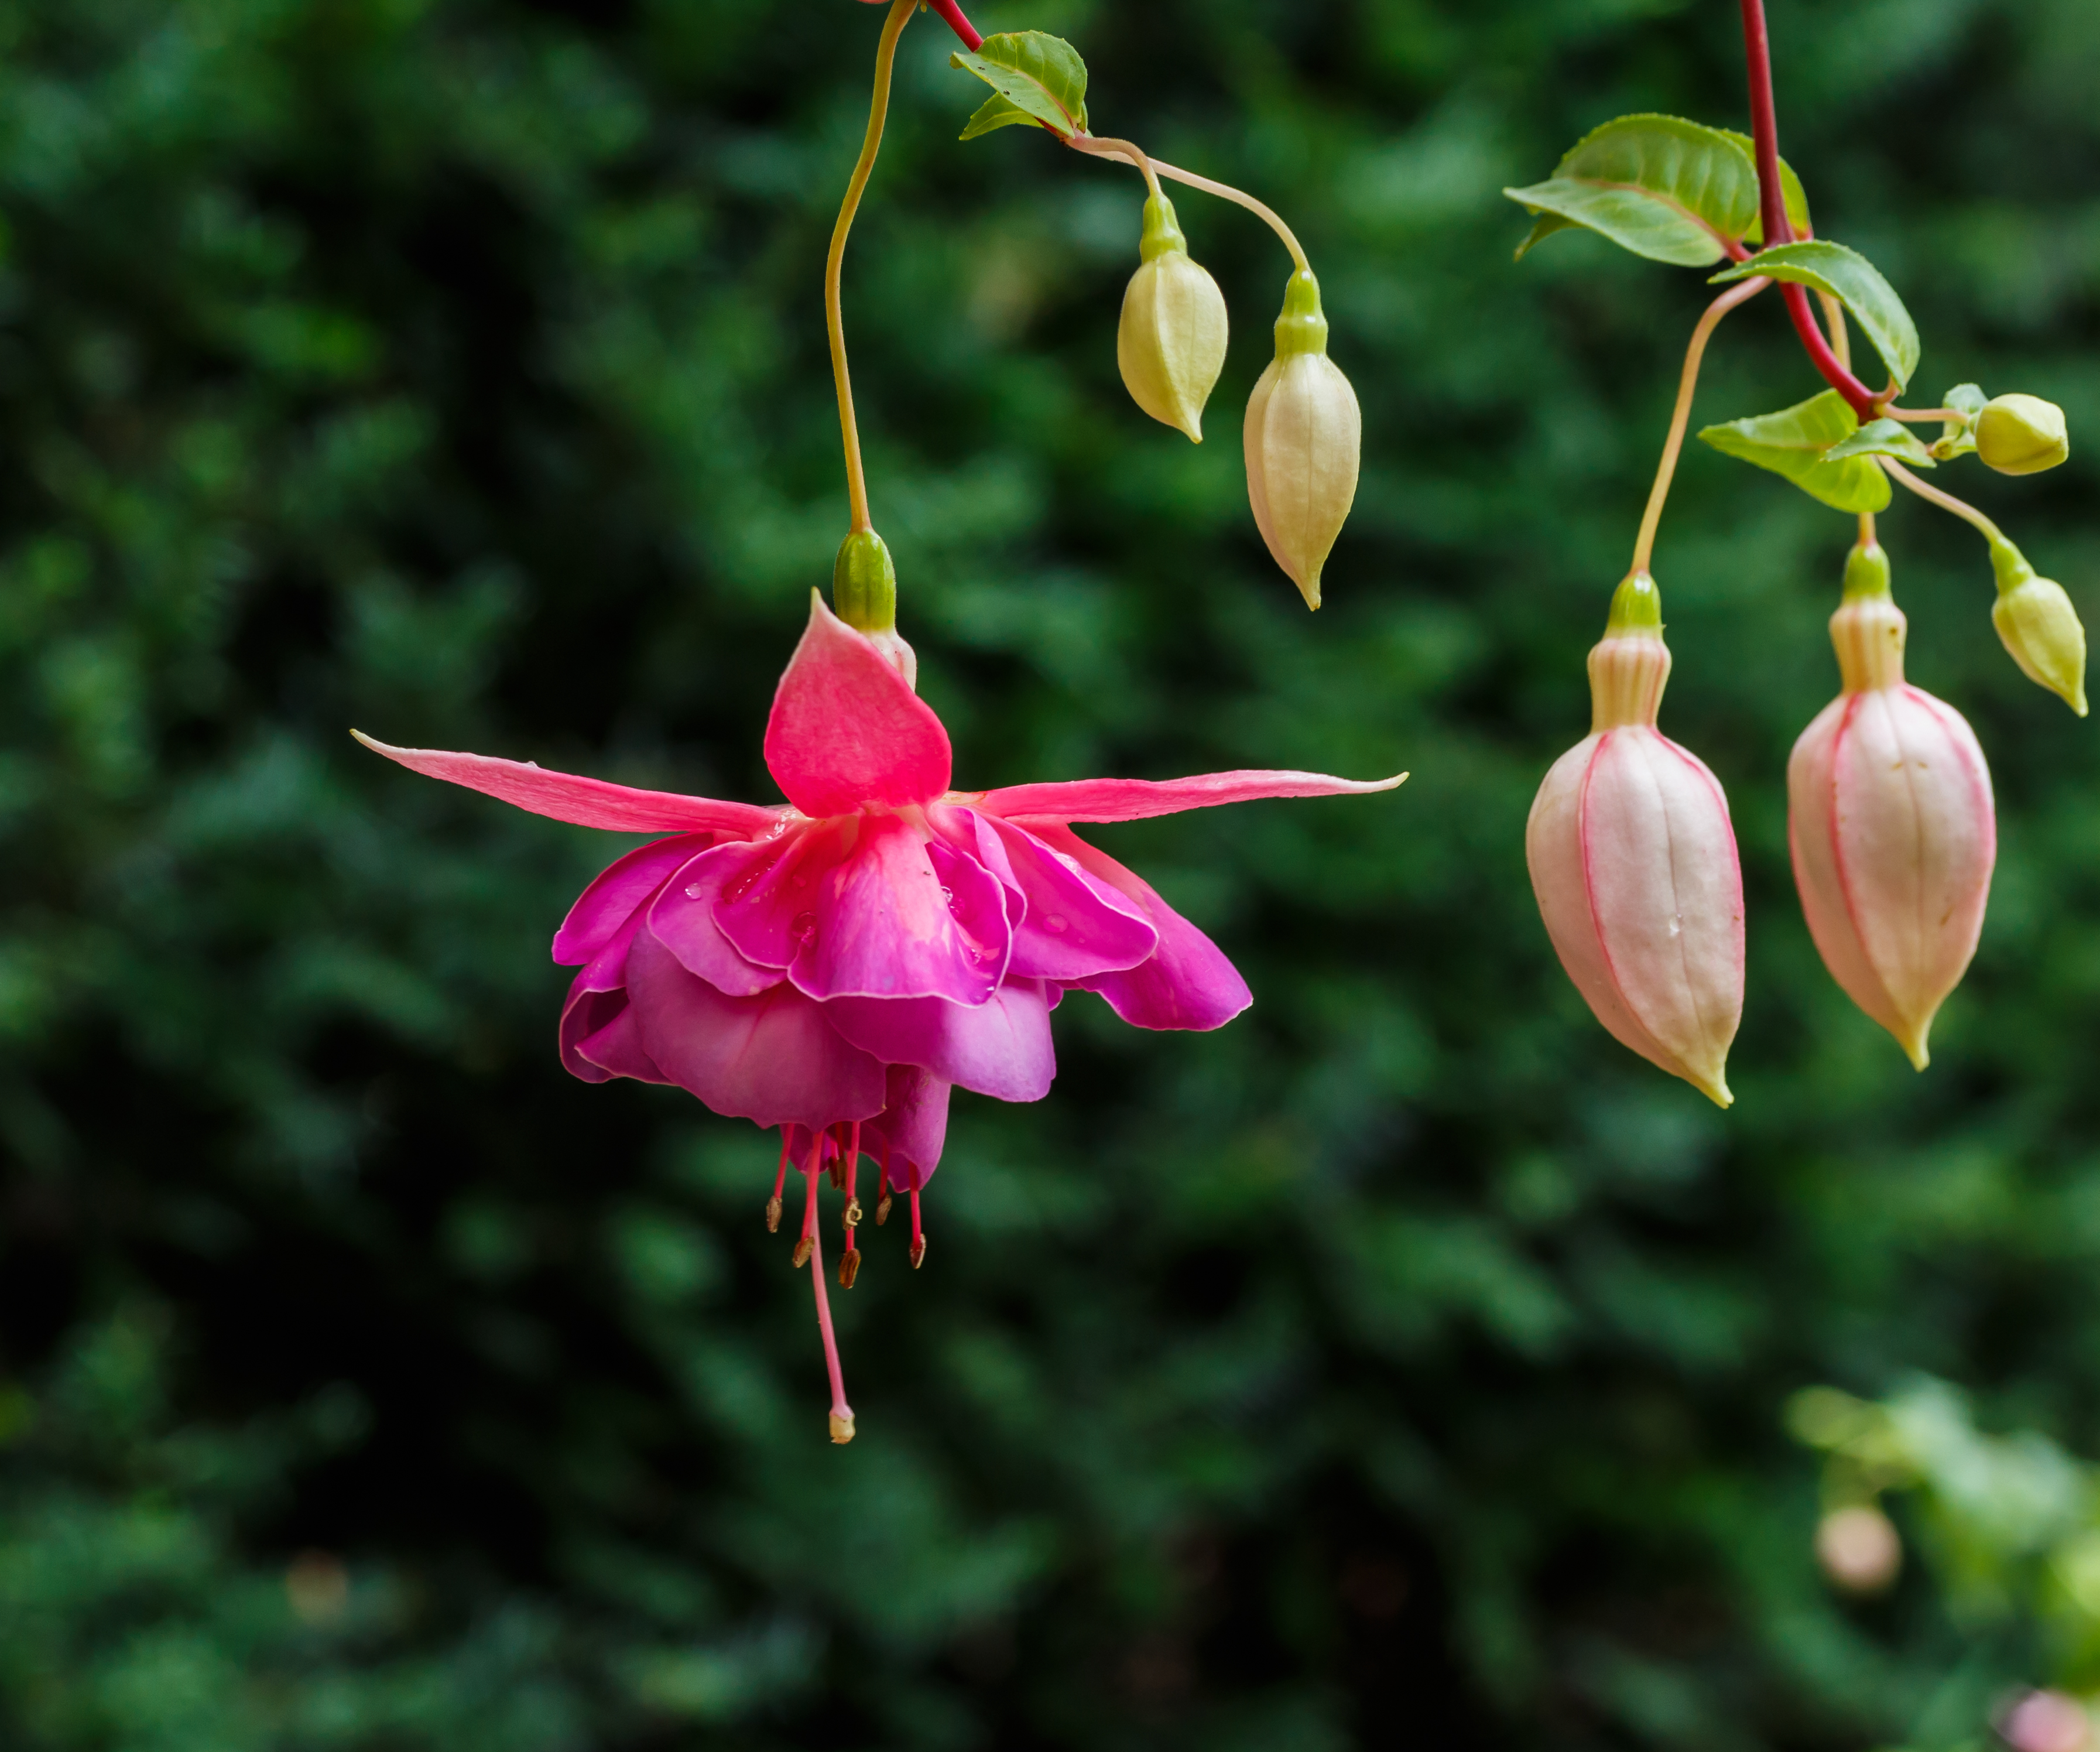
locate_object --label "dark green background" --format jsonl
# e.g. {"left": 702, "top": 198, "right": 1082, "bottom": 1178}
{"left": 2, "top": 0, "right": 2097, "bottom": 1745}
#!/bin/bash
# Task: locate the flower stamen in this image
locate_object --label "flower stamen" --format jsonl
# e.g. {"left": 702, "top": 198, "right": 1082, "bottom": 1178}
{"left": 909, "top": 1186, "right": 927, "bottom": 1270}
{"left": 800, "top": 1154, "right": 856, "bottom": 1444}
{"left": 766, "top": 1128, "right": 790, "bottom": 1233}
{"left": 791, "top": 1138, "right": 819, "bottom": 1269}
{"left": 875, "top": 1141, "right": 893, "bottom": 1226}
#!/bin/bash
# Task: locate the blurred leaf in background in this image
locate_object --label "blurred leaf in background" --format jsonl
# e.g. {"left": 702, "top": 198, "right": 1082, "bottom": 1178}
{"left": 2, "top": 0, "right": 2099, "bottom": 1747}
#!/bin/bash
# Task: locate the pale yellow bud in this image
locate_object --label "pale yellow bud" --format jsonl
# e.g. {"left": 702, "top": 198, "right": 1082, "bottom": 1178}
{"left": 1991, "top": 539, "right": 2088, "bottom": 716}
{"left": 1116, "top": 195, "right": 1228, "bottom": 442}
{"left": 1243, "top": 270, "right": 1361, "bottom": 610}
{"left": 1976, "top": 393, "right": 2070, "bottom": 476}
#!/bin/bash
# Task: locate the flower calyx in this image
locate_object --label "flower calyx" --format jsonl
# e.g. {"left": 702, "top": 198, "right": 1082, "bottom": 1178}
{"left": 1989, "top": 537, "right": 2088, "bottom": 716}
{"left": 1587, "top": 571, "right": 1670, "bottom": 731}
{"left": 1243, "top": 269, "right": 1361, "bottom": 612}
{"left": 832, "top": 531, "right": 919, "bottom": 692}
{"left": 1116, "top": 193, "right": 1228, "bottom": 443}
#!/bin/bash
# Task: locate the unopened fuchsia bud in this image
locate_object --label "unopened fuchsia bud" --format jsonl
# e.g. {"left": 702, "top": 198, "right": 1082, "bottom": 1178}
{"left": 1787, "top": 542, "right": 1995, "bottom": 1070}
{"left": 1989, "top": 536, "right": 2088, "bottom": 716}
{"left": 1526, "top": 573, "right": 1744, "bottom": 1107}
{"left": 1117, "top": 194, "right": 1228, "bottom": 443}
{"left": 1975, "top": 392, "right": 2069, "bottom": 477}
{"left": 1243, "top": 269, "right": 1361, "bottom": 611}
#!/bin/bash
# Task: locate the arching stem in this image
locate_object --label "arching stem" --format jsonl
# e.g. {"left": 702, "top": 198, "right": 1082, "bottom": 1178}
{"left": 1630, "top": 277, "right": 1769, "bottom": 577}
{"left": 1067, "top": 136, "right": 1309, "bottom": 273}
{"left": 827, "top": 0, "right": 916, "bottom": 535}
{"left": 1880, "top": 458, "right": 2006, "bottom": 546}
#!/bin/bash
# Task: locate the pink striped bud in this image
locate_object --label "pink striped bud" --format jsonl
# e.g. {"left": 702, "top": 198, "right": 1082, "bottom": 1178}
{"left": 1787, "top": 542, "right": 1995, "bottom": 1069}
{"left": 1526, "top": 573, "right": 1745, "bottom": 1107}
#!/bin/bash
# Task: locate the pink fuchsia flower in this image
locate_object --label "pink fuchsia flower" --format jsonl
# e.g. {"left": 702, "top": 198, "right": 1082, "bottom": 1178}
{"left": 1788, "top": 542, "right": 1994, "bottom": 1070}
{"left": 357, "top": 591, "right": 1403, "bottom": 1440}
{"left": 1526, "top": 573, "right": 1744, "bottom": 1108}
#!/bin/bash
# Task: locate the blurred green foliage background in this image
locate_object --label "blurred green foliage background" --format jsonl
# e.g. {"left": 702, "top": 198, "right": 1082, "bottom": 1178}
{"left": 2, "top": 0, "right": 2099, "bottom": 1745}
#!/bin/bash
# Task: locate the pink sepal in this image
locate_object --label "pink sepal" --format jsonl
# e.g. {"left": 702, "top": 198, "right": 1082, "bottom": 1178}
{"left": 974, "top": 767, "right": 1405, "bottom": 823}
{"left": 763, "top": 593, "right": 952, "bottom": 817}
{"left": 353, "top": 732, "right": 780, "bottom": 836}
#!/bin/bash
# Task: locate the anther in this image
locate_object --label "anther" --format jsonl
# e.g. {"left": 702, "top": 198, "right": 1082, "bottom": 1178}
{"left": 791, "top": 1236, "right": 814, "bottom": 1269}
{"left": 765, "top": 1195, "right": 782, "bottom": 1233}
{"left": 876, "top": 1192, "right": 892, "bottom": 1226}
{"left": 844, "top": 1198, "right": 864, "bottom": 1229}
{"left": 838, "top": 1247, "right": 862, "bottom": 1289}
{"left": 829, "top": 1411, "right": 856, "bottom": 1445}
{"left": 909, "top": 1234, "right": 927, "bottom": 1270}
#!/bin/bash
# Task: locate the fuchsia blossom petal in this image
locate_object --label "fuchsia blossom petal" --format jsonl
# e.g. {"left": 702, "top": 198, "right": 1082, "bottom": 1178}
{"left": 352, "top": 732, "right": 781, "bottom": 837}
{"left": 553, "top": 833, "right": 715, "bottom": 966}
{"left": 826, "top": 980, "right": 1056, "bottom": 1103}
{"left": 560, "top": 983, "right": 631, "bottom": 1084}
{"left": 763, "top": 593, "right": 952, "bottom": 817}
{"left": 626, "top": 929, "right": 887, "bottom": 1128}
{"left": 647, "top": 843, "right": 789, "bottom": 998}
{"left": 864, "top": 1065, "right": 950, "bottom": 1193}
{"left": 974, "top": 766, "right": 1405, "bottom": 823}
{"left": 711, "top": 814, "right": 1010, "bottom": 1005}
{"left": 947, "top": 810, "right": 1159, "bottom": 983}
{"left": 573, "top": 994, "right": 673, "bottom": 1085}
{"left": 1022, "top": 822, "right": 1253, "bottom": 1031}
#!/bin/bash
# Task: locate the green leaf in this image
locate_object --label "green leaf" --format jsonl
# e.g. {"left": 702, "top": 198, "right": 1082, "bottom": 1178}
{"left": 959, "top": 93, "right": 1038, "bottom": 141}
{"left": 1931, "top": 382, "right": 1988, "bottom": 459}
{"left": 1715, "top": 130, "right": 1813, "bottom": 242}
{"left": 1503, "top": 114, "right": 1759, "bottom": 267}
{"left": 1698, "top": 390, "right": 1893, "bottom": 512}
{"left": 1711, "top": 241, "right": 1920, "bottom": 392}
{"left": 951, "top": 32, "right": 1088, "bottom": 141}
{"left": 1822, "top": 418, "right": 1936, "bottom": 467}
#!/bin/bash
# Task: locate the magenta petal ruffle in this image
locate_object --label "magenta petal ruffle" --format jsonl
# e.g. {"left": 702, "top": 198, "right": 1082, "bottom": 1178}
{"left": 711, "top": 815, "right": 1010, "bottom": 1005}
{"left": 763, "top": 594, "right": 951, "bottom": 818}
{"left": 646, "top": 844, "right": 786, "bottom": 998}
{"left": 825, "top": 980, "right": 1055, "bottom": 1103}
{"left": 969, "top": 812, "right": 1157, "bottom": 981}
{"left": 625, "top": 928, "right": 887, "bottom": 1128}
{"left": 864, "top": 1064, "right": 951, "bottom": 1192}
{"left": 1027, "top": 823, "right": 1252, "bottom": 1031}
{"left": 553, "top": 833, "right": 715, "bottom": 966}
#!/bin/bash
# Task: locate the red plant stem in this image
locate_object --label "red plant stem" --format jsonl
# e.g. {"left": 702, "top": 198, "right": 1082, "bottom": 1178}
{"left": 924, "top": 0, "right": 982, "bottom": 50}
{"left": 1738, "top": 0, "right": 1879, "bottom": 419}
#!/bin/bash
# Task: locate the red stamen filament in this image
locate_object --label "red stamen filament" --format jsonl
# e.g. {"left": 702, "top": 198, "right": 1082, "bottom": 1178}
{"left": 909, "top": 1186, "right": 926, "bottom": 1270}
{"left": 797, "top": 1136, "right": 854, "bottom": 1442}
{"left": 766, "top": 1128, "right": 790, "bottom": 1231}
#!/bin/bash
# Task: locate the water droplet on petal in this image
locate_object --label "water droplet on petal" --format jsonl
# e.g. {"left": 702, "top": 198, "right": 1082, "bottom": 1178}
{"left": 684, "top": 884, "right": 704, "bottom": 899}
{"left": 1045, "top": 914, "right": 1068, "bottom": 933}
{"left": 940, "top": 886, "right": 954, "bottom": 906}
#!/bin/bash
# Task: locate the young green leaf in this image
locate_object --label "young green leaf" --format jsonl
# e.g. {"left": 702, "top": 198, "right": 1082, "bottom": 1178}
{"left": 1931, "top": 383, "right": 1988, "bottom": 460}
{"left": 1715, "top": 129, "right": 1813, "bottom": 241}
{"left": 1503, "top": 115, "right": 1759, "bottom": 266}
{"left": 1711, "top": 241, "right": 1919, "bottom": 392}
{"left": 951, "top": 32, "right": 1088, "bottom": 141}
{"left": 1698, "top": 390, "right": 1893, "bottom": 513}
{"left": 1822, "top": 418, "right": 1937, "bottom": 467}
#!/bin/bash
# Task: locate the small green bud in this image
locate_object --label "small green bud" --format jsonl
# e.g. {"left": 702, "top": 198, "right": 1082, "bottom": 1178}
{"left": 1976, "top": 393, "right": 2069, "bottom": 476}
{"left": 833, "top": 529, "right": 896, "bottom": 634}
{"left": 1243, "top": 270, "right": 1361, "bottom": 611}
{"left": 1116, "top": 195, "right": 1228, "bottom": 443}
{"left": 1990, "top": 538, "right": 2088, "bottom": 716}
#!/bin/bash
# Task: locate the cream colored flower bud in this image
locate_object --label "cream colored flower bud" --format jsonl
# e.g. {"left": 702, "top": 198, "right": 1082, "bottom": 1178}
{"left": 1976, "top": 393, "right": 2069, "bottom": 476}
{"left": 1526, "top": 573, "right": 1744, "bottom": 1107}
{"left": 1814, "top": 1505, "right": 1902, "bottom": 1594}
{"left": 1789, "top": 543, "right": 1995, "bottom": 1070}
{"left": 1116, "top": 194, "right": 1228, "bottom": 443}
{"left": 1990, "top": 538, "right": 2087, "bottom": 716}
{"left": 1243, "top": 270, "right": 1361, "bottom": 611}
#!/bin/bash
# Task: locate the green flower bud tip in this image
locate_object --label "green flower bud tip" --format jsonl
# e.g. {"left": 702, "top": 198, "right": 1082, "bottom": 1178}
{"left": 1976, "top": 393, "right": 2069, "bottom": 476}
{"left": 1243, "top": 270, "right": 1360, "bottom": 611}
{"left": 1605, "top": 570, "right": 1663, "bottom": 635}
{"left": 833, "top": 529, "right": 896, "bottom": 635}
{"left": 1841, "top": 540, "right": 1893, "bottom": 604}
{"left": 1989, "top": 538, "right": 2088, "bottom": 716}
{"left": 1116, "top": 194, "right": 1228, "bottom": 443}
